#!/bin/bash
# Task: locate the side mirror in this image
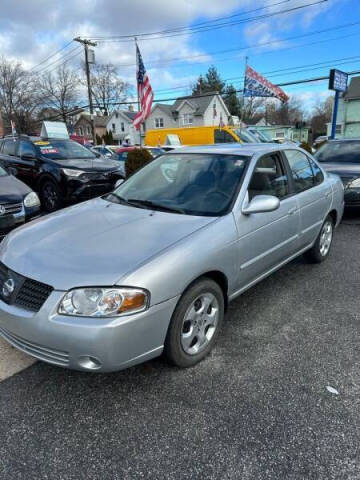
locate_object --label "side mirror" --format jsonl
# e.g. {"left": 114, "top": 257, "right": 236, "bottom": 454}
{"left": 21, "top": 152, "right": 35, "bottom": 160}
{"left": 115, "top": 179, "right": 124, "bottom": 188}
{"left": 105, "top": 153, "right": 112, "bottom": 158}
{"left": 242, "top": 195, "right": 280, "bottom": 215}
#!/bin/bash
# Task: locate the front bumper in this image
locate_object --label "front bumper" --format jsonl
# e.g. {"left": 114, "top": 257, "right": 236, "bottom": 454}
{"left": 344, "top": 188, "right": 360, "bottom": 207}
{"left": 0, "top": 292, "right": 179, "bottom": 372}
{"left": 63, "top": 172, "right": 124, "bottom": 203}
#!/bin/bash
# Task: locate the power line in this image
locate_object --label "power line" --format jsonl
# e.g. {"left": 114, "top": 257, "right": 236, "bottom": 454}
{"left": 29, "top": 40, "right": 74, "bottom": 71}
{"left": 89, "top": 0, "right": 292, "bottom": 40}
{"left": 32, "top": 45, "right": 82, "bottom": 75}
{"left": 90, "top": 1, "right": 327, "bottom": 43}
{"left": 113, "top": 19, "right": 360, "bottom": 69}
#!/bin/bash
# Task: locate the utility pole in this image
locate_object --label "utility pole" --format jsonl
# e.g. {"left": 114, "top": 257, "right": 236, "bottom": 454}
{"left": 74, "top": 37, "right": 97, "bottom": 144}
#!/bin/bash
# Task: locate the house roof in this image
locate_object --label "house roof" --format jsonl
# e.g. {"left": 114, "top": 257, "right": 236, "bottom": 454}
{"left": 344, "top": 77, "right": 360, "bottom": 100}
{"left": 152, "top": 103, "right": 174, "bottom": 117}
{"left": 75, "top": 114, "right": 108, "bottom": 128}
{"left": 172, "top": 91, "right": 219, "bottom": 115}
{"left": 122, "top": 111, "right": 137, "bottom": 121}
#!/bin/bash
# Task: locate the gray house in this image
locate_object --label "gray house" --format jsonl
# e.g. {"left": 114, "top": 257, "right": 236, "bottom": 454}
{"left": 145, "top": 92, "right": 230, "bottom": 131}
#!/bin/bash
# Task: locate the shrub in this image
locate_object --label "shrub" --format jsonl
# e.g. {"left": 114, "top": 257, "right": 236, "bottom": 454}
{"left": 125, "top": 148, "right": 153, "bottom": 177}
{"left": 299, "top": 141, "right": 312, "bottom": 154}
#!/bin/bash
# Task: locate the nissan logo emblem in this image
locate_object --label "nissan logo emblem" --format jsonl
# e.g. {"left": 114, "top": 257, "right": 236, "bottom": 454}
{"left": 0, "top": 205, "right": 5, "bottom": 216}
{"left": 2, "top": 278, "right": 15, "bottom": 297}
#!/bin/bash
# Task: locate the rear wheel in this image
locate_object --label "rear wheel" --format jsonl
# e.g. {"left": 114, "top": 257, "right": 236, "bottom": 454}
{"left": 164, "top": 278, "right": 224, "bottom": 368}
{"left": 40, "top": 179, "right": 62, "bottom": 212}
{"left": 305, "top": 215, "right": 334, "bottom": 263}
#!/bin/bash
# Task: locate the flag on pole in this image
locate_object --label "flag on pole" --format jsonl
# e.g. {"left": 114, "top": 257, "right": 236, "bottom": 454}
{"left": 213, "top": 102, "right": 217, "bottom": 118}
{"left": 133, "top": 43, "right": 154, "bottom": 130}
{"left": 244, "top": 65, "right": 289, "bottom": 103}
{"left": 10, "top": 120, "right": 16, "bottom": 139}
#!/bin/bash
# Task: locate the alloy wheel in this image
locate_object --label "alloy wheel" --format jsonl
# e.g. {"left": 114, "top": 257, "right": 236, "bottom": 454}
{"left": 319, "top": 220, "right": 333, "bottom": 256}
{"left": 180, "top": 293, "right": 219, "bottom": 355}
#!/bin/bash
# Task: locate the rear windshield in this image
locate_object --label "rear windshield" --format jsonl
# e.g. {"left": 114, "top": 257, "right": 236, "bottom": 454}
{"left": 315, "top": 141, "right": 360, "bottom": 164}
{"left": 34, "top": 139, "right": 96, "bottom": 160}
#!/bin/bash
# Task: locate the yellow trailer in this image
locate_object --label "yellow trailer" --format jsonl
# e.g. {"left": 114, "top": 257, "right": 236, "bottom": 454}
{"left": 145, "top": 125, "right": 244, "bottom": 147}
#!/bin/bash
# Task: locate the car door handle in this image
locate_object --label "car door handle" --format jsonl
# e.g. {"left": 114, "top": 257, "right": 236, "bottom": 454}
{"left": 288, "top": 207, "right": 298, "bottom": 216}
{"left": 326, "top": 191, "right": 332, "bottom": 198}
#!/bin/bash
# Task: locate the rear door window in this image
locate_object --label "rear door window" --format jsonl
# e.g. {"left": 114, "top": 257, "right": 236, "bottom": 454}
{"left": 3, "top": 139, "right": 16, "bottom": 156}
{"left": 19, "top": 140, "right": 36, "bottom": 157}
{"left": 284, "top": 150, "right": 315, "bottom": 193}
{"left": 308, "top": 158, "right": 324, "bottom": 185}
{"left": 214, "top": 129, "right": 237, "bottom": 144}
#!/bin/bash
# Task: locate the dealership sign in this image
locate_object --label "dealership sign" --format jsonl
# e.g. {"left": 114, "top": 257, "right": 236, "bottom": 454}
{"left": 329, "top": 69, "right": 348, "bottom": 92}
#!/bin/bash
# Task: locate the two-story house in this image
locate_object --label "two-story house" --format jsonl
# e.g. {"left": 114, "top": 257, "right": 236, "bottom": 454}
{"left": 106, "top": 109, "right": 139, "bottom": 145}
{"left": 326, "top": 76, "right": 360, "bottom": 138}
{"left": 145, "top": 92, "right": 230, "bottom": 131}
{"left": 73, "top": 114, "right": 108, "bottom": 142}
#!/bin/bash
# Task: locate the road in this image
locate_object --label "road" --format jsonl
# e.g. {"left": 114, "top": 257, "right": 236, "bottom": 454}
{"left": 0, "top": 216, "right": 359, "bottom": 480}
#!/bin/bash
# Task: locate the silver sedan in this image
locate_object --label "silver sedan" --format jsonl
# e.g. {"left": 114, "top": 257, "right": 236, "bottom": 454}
{"left": 0, "top": 144, "right": 344, "bottom": 372}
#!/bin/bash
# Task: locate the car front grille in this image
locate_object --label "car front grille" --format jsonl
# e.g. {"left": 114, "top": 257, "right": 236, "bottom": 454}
{"left": 0, "top": 327, "right": 69, "bottom": 366}
{"left": 0, "top": 202, "right": 23, "bottom": 215}
{"left": 0, "top": 262, "right": 53, "bottom": 313}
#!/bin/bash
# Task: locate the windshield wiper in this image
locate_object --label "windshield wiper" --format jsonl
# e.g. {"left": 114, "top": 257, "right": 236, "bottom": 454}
{"left": 104, "top": 193, "right": 132, "bottom": 205}
{"left": 127, "top": 198, "right": 185, "bottom": 214}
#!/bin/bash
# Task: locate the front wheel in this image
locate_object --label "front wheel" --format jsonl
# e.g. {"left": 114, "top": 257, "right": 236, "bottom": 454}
{"left": 164, "top": 278, "right": 224, "bottom": 368}
{"left": 305, "top": 215, "right": 334, "bottom": 263}
{"left": 40, "top": 179, "right": 62, "bottom": 212}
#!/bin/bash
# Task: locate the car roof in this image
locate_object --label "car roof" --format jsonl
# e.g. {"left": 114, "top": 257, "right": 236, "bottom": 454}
{"left": 172, "top": 143, "right": 303, "bottom": 156}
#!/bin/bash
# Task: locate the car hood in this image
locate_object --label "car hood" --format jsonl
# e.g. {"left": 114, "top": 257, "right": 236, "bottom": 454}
{"left": 319, "top": 162, "right": 360, "bottom": 177}
{"left": 0, "top": 175, "right": 31, "bottom": 203}
{"left": 52, "top": 157, "right": 120, "bottom": 172}
{"left": 0, "top": 198, "right": 216, "bottom": 290}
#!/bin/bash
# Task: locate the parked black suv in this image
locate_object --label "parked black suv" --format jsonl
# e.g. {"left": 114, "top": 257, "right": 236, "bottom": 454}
{"left": 0, "top": 135, "right": 124, "bottom": 212}
{"left": 0, "top": 163, "right": 41, "bottom": 240}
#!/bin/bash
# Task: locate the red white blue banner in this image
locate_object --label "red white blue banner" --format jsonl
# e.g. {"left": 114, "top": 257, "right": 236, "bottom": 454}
{"left": 244, "top": 65, "right": 289, "bottom": 103}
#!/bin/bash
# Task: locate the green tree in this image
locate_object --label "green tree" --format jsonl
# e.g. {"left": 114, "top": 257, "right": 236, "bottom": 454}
{"left": 192, "top": 66, "right": 225, "bottom": 95}
{"left": 224, "top": 84, "right": 241, "bottom": 116}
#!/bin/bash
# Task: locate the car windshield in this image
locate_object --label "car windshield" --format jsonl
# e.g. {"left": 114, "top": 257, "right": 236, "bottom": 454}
{"left": 234, "top": 129, "right": 258, "bottom": 143}
{"left": 315, "top": 141, "right": 360, "bottom": 164}
{"left": 34, "top": 139, "right": 97, "bottom": 160}
{"left": 108, "top": 153, "right": 249, "bottom": 216}
{"left": 249, "top": 130, "right": 271, "bottom": 142}
{"left": 0, "top": 165, "right": 7, "bottom": 176}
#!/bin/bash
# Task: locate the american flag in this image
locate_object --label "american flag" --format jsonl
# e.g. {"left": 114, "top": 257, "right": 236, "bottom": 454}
{"left": 133, "top": 44, "right": 154, "bottom": 130}
{"left": 244, "top": 65, "right": 289, "bottom": 103}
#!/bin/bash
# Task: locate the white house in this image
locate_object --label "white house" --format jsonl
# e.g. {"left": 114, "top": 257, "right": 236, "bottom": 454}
{"left": 145, "top": 92, "right": 231, "bottom": 131}
{"left": 106, "top": 109, "right": 139, "bottom": 145}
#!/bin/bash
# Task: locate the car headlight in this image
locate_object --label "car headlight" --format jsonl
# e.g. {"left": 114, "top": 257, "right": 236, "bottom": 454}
{"left": 58, "top": 287, "right": 149, "bottom": 317}
{"left": 62, "top": 168, "right": 85, "bottom": 177}
{"left": 348, "top": 178, "right": 360, "bottom": 188}
{"left": 24, "top": 191, "right": 40, "bottom": 208}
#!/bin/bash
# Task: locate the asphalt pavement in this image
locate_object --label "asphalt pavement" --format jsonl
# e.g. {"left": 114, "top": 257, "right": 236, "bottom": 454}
{"left": 0, "top": 216, "right": 359, "bottom": 480}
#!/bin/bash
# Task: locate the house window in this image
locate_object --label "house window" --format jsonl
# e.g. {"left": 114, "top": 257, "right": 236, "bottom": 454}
{"left": 155, "top": 118, "right": 164, "bottom": 128}
{"left": 183, "top": 113, "right": 193, "bottom": 126}
{"left": 79, "top": 126, "right": 83, "bottom": 136}
{"left": 86, "top": 126, "right": 91, "bottom": 135}
{"left": 335, "top": 124, "right": 342, "bottom": 134}
{"left": 115, "top": 112, "right": 119, "bottom": 119}
{"left": 112, "top": 123, "right": 116, "bottom": 133}
{"left": 275, "top": 131, "right": 285, "bottom": 138}
{"left": 121, "top": 122, "right": 125, "bottom": 132}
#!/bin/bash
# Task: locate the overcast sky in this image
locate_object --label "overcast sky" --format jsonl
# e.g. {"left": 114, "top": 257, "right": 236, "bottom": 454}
{"left": 0, "top": 0, "right": 357, "bottom": 110}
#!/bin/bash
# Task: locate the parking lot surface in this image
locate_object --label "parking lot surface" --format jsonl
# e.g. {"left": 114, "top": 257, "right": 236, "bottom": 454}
{"left": 0, "top": 219, "right": 359, "bottom": 480}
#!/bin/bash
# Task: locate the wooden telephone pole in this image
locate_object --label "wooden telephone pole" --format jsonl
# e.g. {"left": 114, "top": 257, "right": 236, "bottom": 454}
{"left": 74, "top": 37, "right": 97, "bottom": 144}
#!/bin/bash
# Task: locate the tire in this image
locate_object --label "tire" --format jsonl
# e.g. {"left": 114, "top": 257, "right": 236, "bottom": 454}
{"left": 39, "top": 179, "right": 62, "bottom": 212}
{"left": 305, "top": 215, "right": 334, "bottom": 263}
{"left": 164, "top": 278, "right": 224, "bottom": 368}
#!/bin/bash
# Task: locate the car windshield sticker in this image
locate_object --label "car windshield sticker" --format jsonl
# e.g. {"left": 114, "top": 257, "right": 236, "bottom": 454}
{"left": 34, "top": 141, "right": 50, "bottom": 145}
{"left": 39, "top": 146, "right": 59, "bottom": 154}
